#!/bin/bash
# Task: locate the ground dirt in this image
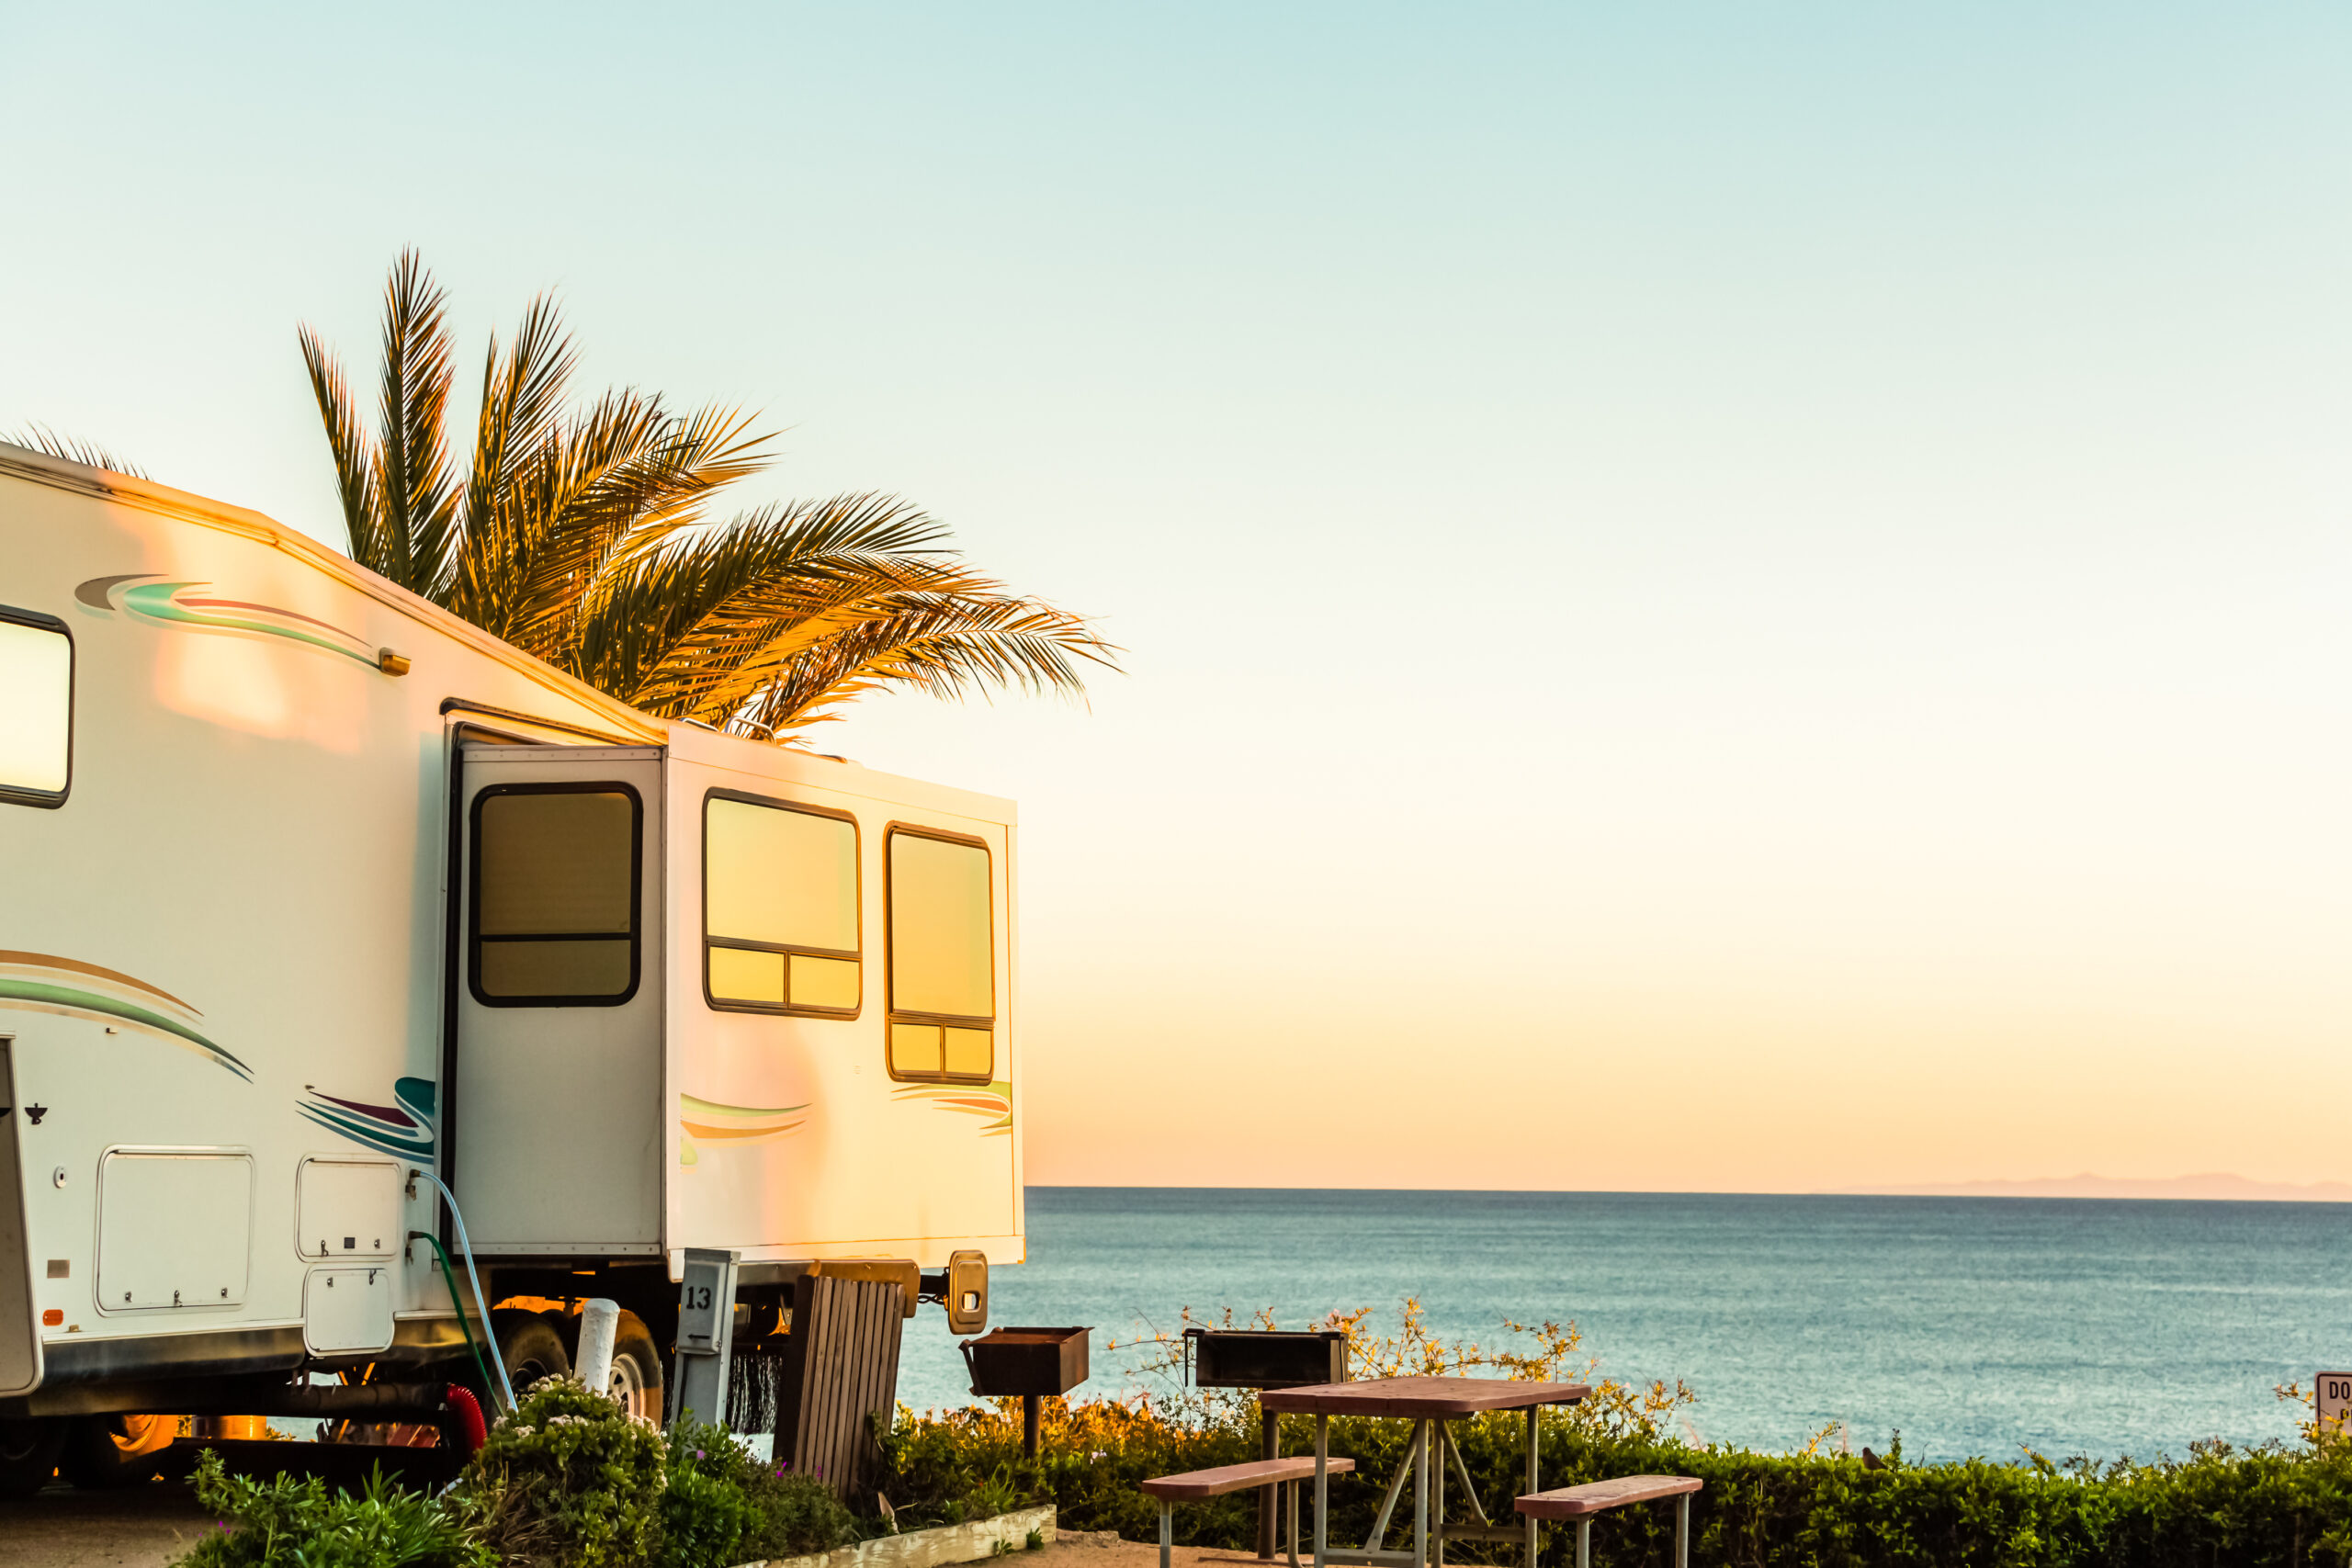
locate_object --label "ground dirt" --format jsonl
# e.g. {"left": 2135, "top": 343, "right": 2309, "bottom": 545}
{"left": 0, "top": 1480, "right": 220, "bottom": 1568}
{"left": 0, "top": 1487, "right": 1276, "bottom": 1568}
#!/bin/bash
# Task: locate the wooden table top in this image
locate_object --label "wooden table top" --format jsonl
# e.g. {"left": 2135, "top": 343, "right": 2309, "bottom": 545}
{"left": 1259, "top": 1375, "right": 1592, "bottom": 1418}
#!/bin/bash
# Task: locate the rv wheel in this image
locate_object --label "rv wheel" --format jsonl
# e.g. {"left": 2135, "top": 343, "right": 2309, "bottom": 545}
{"left": 490, "top": 1309, "right": 571, "bottom": 1395}
{"left": 60, "top": 1413, "right": 175, "bottom": 1489}
{"left": 605, "top": 1314, "right": 664, "bottom": 1421}
{"left": 0, "top": 1417, "right": 64, "bottom": 1498}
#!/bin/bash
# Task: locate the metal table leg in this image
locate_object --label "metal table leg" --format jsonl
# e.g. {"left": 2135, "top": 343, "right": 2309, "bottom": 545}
{"left": 1431, "top": 1418, "right": 1446, "bottom": 1568}
{"left": 1159, "top": 1501, "right": 1173, "bottom": 1568}
{"left": 1523, "top": 1406, "right": 1539, "bottom": 1568}
{"left": 1313, "top": 1415, "right": 1329, "bottom": 1568}
{"left": 1412, "top": 1419, "right": 1429, "bottom": 1568}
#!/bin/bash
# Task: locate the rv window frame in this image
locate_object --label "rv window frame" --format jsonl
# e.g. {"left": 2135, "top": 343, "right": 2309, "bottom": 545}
{"left": 700, "top": 788, "right": 864, "bottom": 1020}
{"left": 0, "top": 604, "right": 72, "bottom": 810}
{"left": 882, "top": 823, "right": 997, "bottom": 1086}
{"left": 466, "top": 780, "right": 645, "bottom": 1010}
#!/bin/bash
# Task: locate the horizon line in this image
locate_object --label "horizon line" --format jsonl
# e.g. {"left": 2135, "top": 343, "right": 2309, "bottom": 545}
{"left": 1023, "top": 1173, "right": 2352, "bottom": 1203}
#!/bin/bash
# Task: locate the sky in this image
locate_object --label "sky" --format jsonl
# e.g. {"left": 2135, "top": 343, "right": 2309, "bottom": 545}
{"left": 6, "top": 6, "right": 2349, "bottom": 1192}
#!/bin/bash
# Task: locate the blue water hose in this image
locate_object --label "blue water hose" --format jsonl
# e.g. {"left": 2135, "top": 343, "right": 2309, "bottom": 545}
{"left": 415, "top": 1170, "right": 518, "bottom": 1415}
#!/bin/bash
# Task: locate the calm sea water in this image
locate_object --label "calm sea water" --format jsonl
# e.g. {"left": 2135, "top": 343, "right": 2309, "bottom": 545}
{"left": 895, "top": 1189, "right": 2352, "bottom": 1464}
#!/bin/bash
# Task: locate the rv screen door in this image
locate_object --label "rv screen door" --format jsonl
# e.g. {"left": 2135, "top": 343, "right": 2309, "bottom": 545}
{"left": 451, "top": 745, "right": 664, "bottom": 1254}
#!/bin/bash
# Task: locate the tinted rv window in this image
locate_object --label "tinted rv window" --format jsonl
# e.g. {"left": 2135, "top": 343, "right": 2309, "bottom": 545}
{"left": 886, "top": 829, "right": 993, "bottom": 1082}
{"left": 704, "top": 794, "right": 861, "bottom": 1016}
{"left": 469, "top": 784, "right": 641, "bottom": 1006}
{"left": 0, "top": 608, "right": 71, "bottom": 808}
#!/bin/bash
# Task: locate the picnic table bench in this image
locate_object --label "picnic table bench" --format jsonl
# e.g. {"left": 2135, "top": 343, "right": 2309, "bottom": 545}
{"left": 1142, "top": 1456, "right": 1357, "bottom": 1568}
{"left": 1518, "top": 1475, "right": 1702, "bottom": 1568}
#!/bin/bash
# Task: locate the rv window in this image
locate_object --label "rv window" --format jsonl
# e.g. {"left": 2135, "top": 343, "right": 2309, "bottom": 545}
{"left": 0, "top": 609, "right": 71, "bottom": 808}
{"left": 469, "top": 785, "right": 641, "bottom": 1006}
{"left": 886, "top": 829, "right": 993, "bottom": 1082}
{"left": 704, "top": 794, "right": 861, "bottom": 1016}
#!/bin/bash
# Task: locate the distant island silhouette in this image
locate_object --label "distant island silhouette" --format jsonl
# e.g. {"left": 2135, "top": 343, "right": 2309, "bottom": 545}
{"left": 1840, "top": 1173, "right": 2352, "bottom": 1201}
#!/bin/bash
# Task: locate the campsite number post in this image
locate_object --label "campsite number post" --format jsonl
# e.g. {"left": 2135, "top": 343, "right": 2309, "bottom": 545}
{"left": 2317, "top": 1373, "right": 2352, "bottom": 1443}
{"left": 669, "top": 1247, "right": 741, "bottom": 1430}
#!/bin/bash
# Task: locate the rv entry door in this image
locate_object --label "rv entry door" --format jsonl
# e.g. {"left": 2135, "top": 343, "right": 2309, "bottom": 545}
{"left": 450, "top": 745, "right": 664, "bottom": 1255}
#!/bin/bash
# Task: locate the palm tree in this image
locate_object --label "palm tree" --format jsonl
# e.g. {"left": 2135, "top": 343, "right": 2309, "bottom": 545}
{"left": 299, "top": 252, "right": 1114, "bottom": 739}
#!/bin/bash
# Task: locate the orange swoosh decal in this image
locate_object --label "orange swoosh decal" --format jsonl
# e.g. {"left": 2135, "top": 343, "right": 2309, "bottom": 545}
{"left": 0, "top": 952, "right": 198, "bottom": 1015}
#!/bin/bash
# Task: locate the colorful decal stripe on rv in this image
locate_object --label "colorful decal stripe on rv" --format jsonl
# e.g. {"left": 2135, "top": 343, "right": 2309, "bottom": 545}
{"left": 0, "top": 953, "right": 251, "bottom": 1079}
{"left": 75, "top": 575, "right": 379, "bottom": 667}
{"left": 298, "top": 1077, "right": 436, "bottom": 1162}
{"left": 891, "top": 1080, "right": 1012, "bottom": 1135}
{"left": 677, "top": 1095, "right": 810, "bottom": 1167}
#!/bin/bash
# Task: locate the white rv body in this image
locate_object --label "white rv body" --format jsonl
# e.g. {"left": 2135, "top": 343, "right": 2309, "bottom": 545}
{"left": 0, "top": 445, "right": 1023, "bottom": 1414}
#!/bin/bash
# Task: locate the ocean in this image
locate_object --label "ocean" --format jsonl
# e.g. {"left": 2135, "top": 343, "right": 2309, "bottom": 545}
{"left": 893, "top": 1188, "right": 2351, "bottom": 1464}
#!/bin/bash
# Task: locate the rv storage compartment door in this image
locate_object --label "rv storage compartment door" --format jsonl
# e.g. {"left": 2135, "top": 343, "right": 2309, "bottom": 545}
{"left": 296, "top": 1157, "right": 401, "bottom": 1261}
{"left": 452, "top": 746, "right": 665, "bottom": 1254}
{"left": 304, "top": 1267, "right": 395, "bottom": 1356}
{"left": 96, "top": 1149, "right": 253, "bottom": 1311}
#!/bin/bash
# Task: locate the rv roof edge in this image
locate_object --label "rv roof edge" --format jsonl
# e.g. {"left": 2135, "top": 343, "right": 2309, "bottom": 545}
{"left": 0, "top": 441, "right": 663, "bottom": 745}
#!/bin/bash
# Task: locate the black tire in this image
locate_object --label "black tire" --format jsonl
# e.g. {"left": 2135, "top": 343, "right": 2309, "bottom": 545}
{"left": 490, "top": 1309, "right": 571, "bottom": 1397}
{"left": 60, "top": 1413, "right": 175, "bottom": 1489}
{"left": 0, "top": 1418, "right": 64, "bottom": 1499}
{"left": 559, "top": 1309, "right": 664, "bottom": 1421}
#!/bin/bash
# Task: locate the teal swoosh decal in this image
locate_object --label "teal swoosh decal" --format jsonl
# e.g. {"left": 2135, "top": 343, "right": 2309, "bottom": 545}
{"left": 394, "top": 1077, "right": 436, "bottom": 1124}
{"left": 119, "top": 581, "right": 377, "bottom": 667}
{"left": 0, "top": 978, "right": 251, "bottom": 1078}
{"left": 299, "top": 1104, "right": 434, "bottom": 1162}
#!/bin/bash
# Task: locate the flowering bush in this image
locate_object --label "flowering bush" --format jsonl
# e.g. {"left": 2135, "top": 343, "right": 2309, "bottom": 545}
{"left": 458, "top": 1378, "right": 669, "bottom": 1568}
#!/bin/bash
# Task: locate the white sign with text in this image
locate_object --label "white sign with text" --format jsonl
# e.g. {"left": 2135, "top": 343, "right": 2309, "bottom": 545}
{"left": 2317, "top": 1372, "right": 2352, "bottom": 1440}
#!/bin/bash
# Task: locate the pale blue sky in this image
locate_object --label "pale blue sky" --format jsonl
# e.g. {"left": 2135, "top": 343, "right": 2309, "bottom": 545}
{"left": 6, "top": 6, "right": 2350, "bottom": 1189}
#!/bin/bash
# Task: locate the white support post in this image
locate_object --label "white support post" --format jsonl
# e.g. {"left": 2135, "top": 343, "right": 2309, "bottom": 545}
{"left": 575, "top": 1298, "right": 619, "bottom": 1402}
{"left": 1576, "top": 1518, "right": 1590, "bottom": 1568}
{"left": 1159, "top": 1500, "right": 1173, "bottom": 1568}
{"left": 1677, "top": 1493, "right": 1690, "bottom": 1568}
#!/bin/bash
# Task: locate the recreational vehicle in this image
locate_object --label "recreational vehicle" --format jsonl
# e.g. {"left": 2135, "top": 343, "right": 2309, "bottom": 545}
{"left": 0, "top": 443, "right": 1019, "bottom": 1491}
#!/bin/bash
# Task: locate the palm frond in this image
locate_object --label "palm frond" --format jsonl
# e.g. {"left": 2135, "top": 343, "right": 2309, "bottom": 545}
{"left": 6, "top": 423, "right": 149, "bottom": 479}
{"left": 297, "top": 324, "right": 383, "bottom": 568}
{"left": 372, "top": 250, "right": 459, "bottom": 596}
{"left": 463, "top": 291, "right": 576, "bottom": 550}
{"left": 460, "top": 395, "right": 772, "bottom": 660}
{"left": 732, "top": 590, "right": 1117, "bottom": 738}
{"left": 567, "top": 495, "right": 1118, "bottom": 737}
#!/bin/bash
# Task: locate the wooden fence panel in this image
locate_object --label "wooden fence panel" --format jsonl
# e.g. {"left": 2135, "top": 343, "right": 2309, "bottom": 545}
{"left": 777, "top": 1274, "right": 906, "bottom": 1500}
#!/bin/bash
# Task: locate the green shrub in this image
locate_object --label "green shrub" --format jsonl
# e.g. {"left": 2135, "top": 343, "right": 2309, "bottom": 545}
{"left": 882, "top": 1398, "right": 2352, "bottom": 1568}
{"left": 662, "top": 1411, "right": 860, "bottom": 1562}
{"left": 174, "top": 1448, "right": 492, "bottom": 1568}
{"left": 657, "top": 1461, "right": 751, "bottom": 1568}
{"left": 456, "top": 1378, "right": 669, "bottom": 1568}
{"left": 738, "top": 1467, "right": 862, "bottom": 1559}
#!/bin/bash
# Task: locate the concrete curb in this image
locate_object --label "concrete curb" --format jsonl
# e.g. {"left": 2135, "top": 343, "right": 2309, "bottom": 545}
{"left": 735, "top": 1504, "right": 1058, "bottom": 1568}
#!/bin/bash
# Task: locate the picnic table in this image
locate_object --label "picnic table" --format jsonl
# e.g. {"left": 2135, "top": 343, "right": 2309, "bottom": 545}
{"left": 1259, "top": 1375, "right": 1591, "bottom": 1568}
